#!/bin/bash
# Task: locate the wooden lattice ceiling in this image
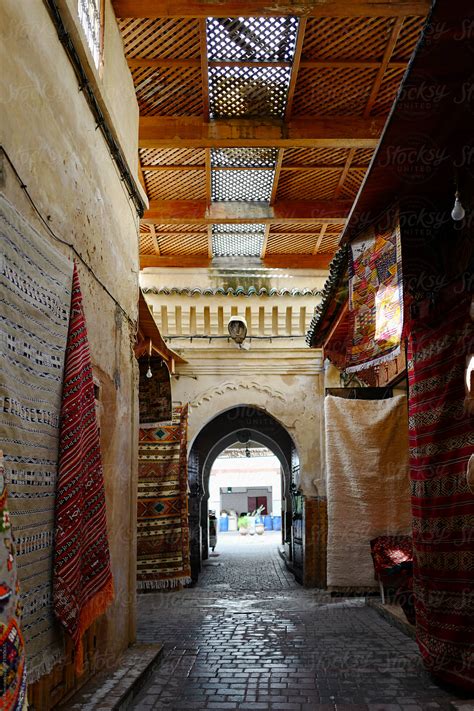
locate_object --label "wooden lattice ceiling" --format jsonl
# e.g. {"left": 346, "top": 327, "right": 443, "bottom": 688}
{"left": 113, "top": 1, "right": 428, "bottom": 269}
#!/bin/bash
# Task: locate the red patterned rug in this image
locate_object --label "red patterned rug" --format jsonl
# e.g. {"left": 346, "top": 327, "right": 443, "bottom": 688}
{"left": 137, "top": 406, "right": 191, "bottom": 589}
{"left": 53, "top": 264, "right": 114, "bottom": 674}
{"left": 408, "top": 290, "right": 473, "bottom": 691}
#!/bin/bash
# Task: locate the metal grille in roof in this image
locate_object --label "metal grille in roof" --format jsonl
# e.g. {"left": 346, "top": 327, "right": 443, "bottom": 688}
{"left": 212, "top": 224, "right": 265, "bottom": 257}
{"left": 211, "top": 147, "right": 278, "bottom": 168}
{"left": 212, "top": 169, "right": 275, "bottom": 202}
{"left": 208, "top": 65, "right": 292, "bottom": 118}
{"left": 207, "top": 17, "right": 299, "bottom": 62}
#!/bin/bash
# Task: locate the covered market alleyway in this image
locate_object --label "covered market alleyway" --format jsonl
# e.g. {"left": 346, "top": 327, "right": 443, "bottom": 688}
{"left": 130, "top": 538, "right": 467, "bottom": 711}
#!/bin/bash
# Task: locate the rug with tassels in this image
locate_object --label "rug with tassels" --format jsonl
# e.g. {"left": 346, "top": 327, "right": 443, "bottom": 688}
{"left": 137, "top": 406, "right": 191, "bottom": 589}
{"left": 346, "top": 211, "right": 403, "bottom": 372}
{"left": 408, "top": 289, "right": 474, "bottom": 692}
{"left": 53, "top": 264, "right": 114, "bottom": 675}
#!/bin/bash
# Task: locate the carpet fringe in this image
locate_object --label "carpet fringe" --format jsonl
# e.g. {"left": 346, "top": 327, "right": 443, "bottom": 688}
{"left": 345, "top": 345, "right": 401, "bottom": 373}
{"left": 137, "top": 577, "right": 192, "bottom": 591}
{"left": 27, "top": 648, "right": 66, "bottom": 685}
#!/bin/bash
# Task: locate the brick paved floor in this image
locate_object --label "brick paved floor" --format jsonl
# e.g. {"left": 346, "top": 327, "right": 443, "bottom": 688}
{"left": 131, "top": 533, "right": 471, "bottom": 711}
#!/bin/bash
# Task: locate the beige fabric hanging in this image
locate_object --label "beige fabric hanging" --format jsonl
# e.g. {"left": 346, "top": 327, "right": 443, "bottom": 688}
{"left": 325, "top": 394, "right": 412, "bottom": 588}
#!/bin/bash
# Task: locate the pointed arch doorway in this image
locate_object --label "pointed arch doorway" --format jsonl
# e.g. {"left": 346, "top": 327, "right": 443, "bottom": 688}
{"left": 187, "top": 405, "right": 303, "bottom": 584}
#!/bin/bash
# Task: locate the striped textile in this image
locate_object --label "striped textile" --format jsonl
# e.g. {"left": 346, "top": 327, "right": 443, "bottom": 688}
{"left": 53, "top": 264, "right": 114, "bottom": 674}
{"left": 408, "top": 291, "right": 474, "bottom": 691}
{"left": 0, "top": 193, "right": 73, "bottom": 681}
{"left": 0, "top": 451, "right": 27, "bottom": 710}
{"left": 137, "top": 405, "right": 191, "bottom": 589}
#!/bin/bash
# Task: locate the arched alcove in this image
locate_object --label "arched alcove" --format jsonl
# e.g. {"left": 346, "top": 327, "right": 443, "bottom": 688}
{"left": 188, "top": 405, "right": 302, "bottom": 584}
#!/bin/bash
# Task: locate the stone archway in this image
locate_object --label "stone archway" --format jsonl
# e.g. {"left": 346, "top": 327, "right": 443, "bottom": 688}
{"left": 187, "top": 405, "right": 302, "bottom": 584}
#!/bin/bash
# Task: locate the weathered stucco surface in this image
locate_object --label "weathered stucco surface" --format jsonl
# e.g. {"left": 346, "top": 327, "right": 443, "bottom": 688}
{"left": 1, "top": 0, "right": 140, "bottom": 679}
{"left": 141, "top": 268, "right": 326, "bottom": 497}
{"left": 171, "top": 348, "right": 325, "bottom": 496}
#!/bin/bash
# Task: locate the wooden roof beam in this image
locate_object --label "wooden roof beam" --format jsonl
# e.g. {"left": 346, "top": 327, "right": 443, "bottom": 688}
{"left": 261, "top": 224, "right": 271, "bottom": 258}
{"left": 285, "top": 18, "right": 307, "bottom": 122}
{"left": 313, "top": 224, "right": 328, "bottom": 254}
{"left": 139, "top": 116, "right": 384, "bottom": 149}
{"left": 199, "top": 18, "right": 210, "bottom": 120}
{"left": 114, "top": 0, "right": 430, "bottom": 18}
{"left": 140, "top": 254, "right": 333, "bottom": 269}
{"left": 141, "top": 163, "right": 370, "bottom": 172}
{"left": 364, "top": 17, "right": 405, "bottom": 118}
{"left": 142, "top": 199, "right": 352, "bottom": 224}
{"left": 270, "top": 149, "right": 284, "bottom": 205}
{"left": 128, "top": 58, "right": 408, "bottom": 70}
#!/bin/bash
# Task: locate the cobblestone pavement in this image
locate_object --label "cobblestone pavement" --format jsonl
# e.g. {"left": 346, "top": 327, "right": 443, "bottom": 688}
{"left": 131, "top": 533, "right": 471, "bottom": 711}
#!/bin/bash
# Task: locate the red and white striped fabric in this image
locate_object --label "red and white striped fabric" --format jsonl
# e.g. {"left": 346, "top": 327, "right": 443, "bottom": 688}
{"left": 53, "top": 264, "right": 114, "bottom": 674}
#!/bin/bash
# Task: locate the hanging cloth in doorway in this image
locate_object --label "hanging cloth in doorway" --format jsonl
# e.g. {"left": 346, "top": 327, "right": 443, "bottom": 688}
{"left": 0, "top": 193, "right": 73, "bottom": 682}
{"left": 346, "top": 211, "right": 403, "bottom": 372}
{"left": 0, "top": 451, "right": 28, "bottom": 711}
{"left": 325, "top": 394, "right": 412, "bottom": 588}
{"left": 408, "top": 289, "right": 474, "bottom": 691}
{"left": 53, "top": 264, "right": 114, "bottom": 675}
{"left": 137, "top": 405, "right": 191, "bottom": 589}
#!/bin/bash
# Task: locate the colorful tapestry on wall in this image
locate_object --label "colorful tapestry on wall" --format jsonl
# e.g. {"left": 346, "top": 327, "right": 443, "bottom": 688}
{"left": 0, "top": 193, "right": 73, "bottom": 682}
{"left": 0, "top": 451, "right": 28, "bottom": 710}
{"left": 137, "top": 405, "right": 191, "bottom": 589}
{"left": 408, "top": 290, "right": 474, "bottom": 691}
{"left": 325, "top": 394, "right": 412, "bottom": 588}
{"left": 53, "top": 264, "right": 114, "bottom": 675}
{"left": 346, "top": 212, "right": 403, "bottom": 372}
{"left": 138, "top": 357, "right": 172, "bottom": 424}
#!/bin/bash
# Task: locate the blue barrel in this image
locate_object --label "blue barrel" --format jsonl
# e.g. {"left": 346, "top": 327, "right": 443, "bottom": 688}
{"left": 264, "top": 515, "right": 273, "bottom": 531}
{"left": 219, "top": 516, "right": 228, "bottom": 532}
{"left": 273, "top": 515, "right": 282, "bottom": 531}
{"left": 255, "top": 515, "right": 263, "bottom": 525}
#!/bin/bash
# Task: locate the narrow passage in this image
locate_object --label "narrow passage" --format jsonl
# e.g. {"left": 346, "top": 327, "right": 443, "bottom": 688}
{"left": 131, "top": 534, "right": 465, "bottom": 710}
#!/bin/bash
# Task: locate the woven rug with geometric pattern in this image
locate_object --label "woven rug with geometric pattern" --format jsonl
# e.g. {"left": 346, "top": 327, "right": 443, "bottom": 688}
{"left": 408, "top": 290, "right": 474, "bottom": 691}
{"left": 346, "top": 211, "right": 403, "bottom": 373}
{"left": 137, "top": 406, "right": 191, "bottom": 590}
{"left": 0, "top": 193, "right": 73, "bottom": 682}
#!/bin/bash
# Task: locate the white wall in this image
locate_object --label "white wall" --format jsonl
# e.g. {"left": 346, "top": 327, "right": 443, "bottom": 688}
{"left": 209, "top": 456, "right": 282, "bottom": 517}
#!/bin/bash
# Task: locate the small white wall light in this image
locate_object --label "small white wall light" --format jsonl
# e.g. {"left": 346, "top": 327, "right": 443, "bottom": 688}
{"left": 228, "top": 315, "right": 248, "bottom": 345}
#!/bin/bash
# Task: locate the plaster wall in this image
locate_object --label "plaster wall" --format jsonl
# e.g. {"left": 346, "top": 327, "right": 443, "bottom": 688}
{"left": 209, "top": 457, "right": 282, "bottom": 516}
{"left": 218, "top": 489, "right": 273, "bottom": 516}
{"left": 1, "top": 0, "right": 140, "bottom": 689}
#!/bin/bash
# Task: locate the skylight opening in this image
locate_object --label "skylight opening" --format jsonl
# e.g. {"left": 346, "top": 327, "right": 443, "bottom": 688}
{"left": 211, "top": 148, "right": 278, "bottom": 202}
{"left": 212, "top": 224, "right": 266, "bottom": 257}
{"left": 207, "top": 17, "right": 298, "bottom": 62}
{"left": 212, "top": 170, "right": 275, "bottom": 202}
{"left": 209, "top": 65, "right": 291, "bottom": 118}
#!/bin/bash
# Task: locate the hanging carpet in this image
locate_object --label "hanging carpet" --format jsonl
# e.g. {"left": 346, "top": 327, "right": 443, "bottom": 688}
{"left": 0, "top": 451, "right": 28, "bottom": 711}
{"left": 325, "top": 394, "right": 412, "bottom": 588}
{"left": 346, "top": 212, "right": 403, "bottom": 372}
{"left": 53, "top": 264, "right": 114, "bottom": 675}
{"left": 138, "top": 356, "right": 172, "bottom": 425}
{"left": 0, "top": 193, "right": 73, "bottom": 681}
{"left": 137, "top": 406, "right": 191, "bottom": 589}
{"left": 408, "top": 290, "right": 474, "bottom": 691}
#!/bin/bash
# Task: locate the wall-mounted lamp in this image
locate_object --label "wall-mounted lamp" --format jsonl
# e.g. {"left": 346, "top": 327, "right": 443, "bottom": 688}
{"left": 228, "top": 315, "right": 247, "bottom": 345}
